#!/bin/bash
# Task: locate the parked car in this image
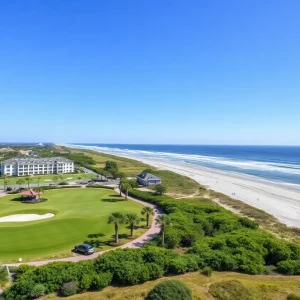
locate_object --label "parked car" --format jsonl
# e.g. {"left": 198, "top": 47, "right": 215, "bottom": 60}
{"left": 74, "top": 244, "right": 95, "bottom": 255}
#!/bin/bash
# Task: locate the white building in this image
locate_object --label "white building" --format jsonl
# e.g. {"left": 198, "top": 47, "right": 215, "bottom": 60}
{"left": 0, "top": 157, "right": 74, "bottom": 176}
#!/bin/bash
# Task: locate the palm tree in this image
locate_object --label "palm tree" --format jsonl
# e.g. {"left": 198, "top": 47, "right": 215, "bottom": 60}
{"left": 125, "top": 213, "right": 141, "bottom": 236}
{"left": 37, "top": 176, "right": 42, "bottom": 191}
{"left": 2, "top": 174, "right": 7, "bottom": 191}
{"left": 155, "top": 214, "right": 171, "bottom": 245}
{"left": 120, "top": 180, "right": 132, "bottom": 200}
{"left": 108, "top": 212, "right": 125, "bottom": 243}
{"left": 25, "top": 176, "right": 32, "bottom": 189}
{"left": 16, "top": 178, "right": 25, "bottom": 190}
{"left": 4, "top": 179, "right": 10, "bottom": 191}
{"left": 141, "top": 206, "right": 155, "bottom": 228}
{"left": 116, "top": 172, "right": 125, "bottom": 196}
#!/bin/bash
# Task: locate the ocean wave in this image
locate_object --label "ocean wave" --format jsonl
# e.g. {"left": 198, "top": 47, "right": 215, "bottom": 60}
{"left": 68, "top": 144, "right": 300, "bottom": 176}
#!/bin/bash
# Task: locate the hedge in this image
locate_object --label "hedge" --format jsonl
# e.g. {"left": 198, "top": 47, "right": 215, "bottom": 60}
{"left": 86, "top": 185, "right": 115, "bottom": 190}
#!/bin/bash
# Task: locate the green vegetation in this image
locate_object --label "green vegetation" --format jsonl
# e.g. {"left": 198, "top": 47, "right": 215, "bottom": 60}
{"left": 0, "top": 265, "right": 9, "bottom": 287}
{"left": 61, "top": 281, "right": 77, "bottom": 297}
{"left": 42, "top": 271, "right": 300, "bottom": 300}
{"left": 1, "top": 173, "right": 96, "bottom": 187}
{"left": 141, "top": 206, "right": 155, "bottom": 228}
{"left": 146, "top": 280, "right": 192, "bottom": 300}
{"left": 0, "top": 189, "right": 146, "bottom": 262}
{"left": 202, "top": 266, "right": 213, "bottom": 277}
{"left": 154, "top": 184, "right": 167, "bottom": 196}
{"left": 128, "top": 189, "right": 300, "bottom": 275}
{"left": 155, "top": 214, "right": 171, "bottom": 245}
{"left": 288, "top": 294, "right": 300, "bottom": 300}
{"left": 107, "top": 212, "right": 126, "bottom": 244}
{"left": 209, "top": 280, "right": 254, "bottom": 300}
{"left": 125, "top": 212, "right": 141, "bottom": 236}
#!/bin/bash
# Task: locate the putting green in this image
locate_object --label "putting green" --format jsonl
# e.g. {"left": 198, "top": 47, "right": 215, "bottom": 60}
{"left": 0, "top": 188, "right": 146, "bottom": 263}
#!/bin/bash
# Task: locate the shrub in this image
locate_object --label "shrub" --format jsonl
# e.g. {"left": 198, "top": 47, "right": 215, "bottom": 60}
{"left": 202, "top": 267, "right": 213, "bottom": 277}
{"left": 146, "top": 280, "right": 192, "bottom": 300}
{"left": 277, "top": 260, "right": 300, "bottom": 275}
{"left": 61, "top": 281, "right": 77, "bottom": 297}
{"left": 168, "top": 257, "right": 188, "bottom": 274}
{"left": 78, "top": 273, "right": 93, "bottom": 292}
{"left": 209, "top": 280, "right": 254, "bottom": 300}
{"left": 30, "top": 284, "right": 46, "bottom": 298}
{"left": 0, "top": 266, "right": 9, "bottom": 286}
{"left": 287, "top": 294, "right": 300, "bottom": 300}
{"left": 16, "top": 264, "right": 36, "bottom": 276}
{"left": 91, "top": 272, "right": 113, "bottom": 291}
{"left": 86, "top": 185, "right": 115, "bottom": 190}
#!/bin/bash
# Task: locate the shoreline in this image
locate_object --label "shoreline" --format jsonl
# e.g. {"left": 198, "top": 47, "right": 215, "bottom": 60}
{"left": 64, "top": 144, "right": 300, "bottom": 228}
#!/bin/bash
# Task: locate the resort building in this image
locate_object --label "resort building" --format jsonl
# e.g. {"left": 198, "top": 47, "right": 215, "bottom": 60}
{"left": 0, "top": 157, "right": 74, "bottom": 176}
{"left": 136, "top": 172, "right": 162, "bottom": 186}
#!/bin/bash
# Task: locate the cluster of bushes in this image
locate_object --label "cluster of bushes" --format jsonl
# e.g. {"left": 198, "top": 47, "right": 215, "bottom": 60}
{"left": 4, "top": 247, "right": 198, "bottom": 299}
{"left": 129, "top": 190, "right": 300, "bottom": 275}
{"left": 4, "top": 261, "right": 112, "bottom": 299}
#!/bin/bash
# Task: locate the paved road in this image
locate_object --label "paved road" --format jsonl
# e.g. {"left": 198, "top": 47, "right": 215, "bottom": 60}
{"left": 6, "top": 188, "right": 163, "bottom": 267}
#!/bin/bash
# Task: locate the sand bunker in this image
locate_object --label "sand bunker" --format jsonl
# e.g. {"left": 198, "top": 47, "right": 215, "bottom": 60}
{"left": 0, "top": 213, "right": 54, "bottom": 223}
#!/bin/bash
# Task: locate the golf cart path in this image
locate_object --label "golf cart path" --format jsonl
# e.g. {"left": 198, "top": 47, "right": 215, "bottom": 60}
{"left": 7, "top": 188, "right": 163, "bottom": 267}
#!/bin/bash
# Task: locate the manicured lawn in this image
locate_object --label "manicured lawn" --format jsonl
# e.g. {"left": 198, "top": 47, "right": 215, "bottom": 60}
{"left": 0, "top": 188, "right": 146, "bottom": 263}
{"left": 1, "top": 173, "right": 97, "bottom": 187}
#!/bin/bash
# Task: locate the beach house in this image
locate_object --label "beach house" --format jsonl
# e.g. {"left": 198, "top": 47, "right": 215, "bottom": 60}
{"left": 136, "top": 172, "right": 162, "bottom": 186}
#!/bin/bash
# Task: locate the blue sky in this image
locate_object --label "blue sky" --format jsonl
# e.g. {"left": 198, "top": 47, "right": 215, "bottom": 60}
{"left": 1, "top": 1, "right": 299, "bottom": 145}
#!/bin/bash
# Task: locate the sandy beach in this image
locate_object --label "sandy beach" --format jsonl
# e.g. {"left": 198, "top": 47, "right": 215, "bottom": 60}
{"left": 72, "top": 145, "right": 300, "bottom": 228}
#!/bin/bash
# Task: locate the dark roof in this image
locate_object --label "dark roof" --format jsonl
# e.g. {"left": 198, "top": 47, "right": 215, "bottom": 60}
{"left": 137, "top": 172, "right": 161, "bottom": 181}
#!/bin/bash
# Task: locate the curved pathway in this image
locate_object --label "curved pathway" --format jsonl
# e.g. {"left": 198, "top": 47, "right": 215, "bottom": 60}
{"left": 7, "top": 188, "right": 163, "bottom": 267}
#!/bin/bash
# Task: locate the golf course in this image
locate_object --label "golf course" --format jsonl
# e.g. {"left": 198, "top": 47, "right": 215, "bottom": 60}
{"left": 1, "top": 173, "right": 97, "bottom": 187}
{"left": 0, "top": 188, "right": 146, "bottom": 263}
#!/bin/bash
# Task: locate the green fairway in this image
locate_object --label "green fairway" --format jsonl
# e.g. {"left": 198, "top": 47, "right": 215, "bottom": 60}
{"left": 0, "top": 188, "right": 146, "bottom": 263}
{"left": 1, "top": 173, "right": 97, "bottom": 187}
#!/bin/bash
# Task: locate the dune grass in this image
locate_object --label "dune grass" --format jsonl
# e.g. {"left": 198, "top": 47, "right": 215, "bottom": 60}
{"left": 0, "top": 188, "right": 146, "bottom": 263}
{"left": 45, "top": 271, "right": 300, "bottom": 300}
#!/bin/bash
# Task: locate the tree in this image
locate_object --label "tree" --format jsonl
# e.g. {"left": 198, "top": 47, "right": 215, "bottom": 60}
{"left": 37, "top": 176, "right": 42, "bottom": 190}
{"left": 120, "top": 180, "right": 132, "bottom": 200}
{"left": 4, "top": 179, "right": 10, "bottom": 191}
{"left": 2, "top": 174, "right": 7, "bottom": 191}
{"left": 141, "top": 206, "right": 155, "bottom": 228}
{"left": 155, "top": 184, "right": 167, "bottom": 196}
{"left": 25, "top": 176, "right": 32, "bottom": 189}
{"left": 125, "top": 213, "right": 141, "bottom": 236}
{"left": 155, "top": 214, "right": 172, "bottom": 245}
{"left": 52, "top": 175, "right": 59, "bottom": 184}
{"left": 16, "top": 178, "right": 25, "bottom": 190}
{"left": 104, "top": 161, "right": 119, "bottom": 178}
{"left": 108, "top": 212, "right": 125, "bottom": 243}
{"left": 115, "top": 172, "right": 125, "bottom": 195}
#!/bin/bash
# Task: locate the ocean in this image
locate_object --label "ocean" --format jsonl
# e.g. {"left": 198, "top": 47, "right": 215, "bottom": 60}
{"left": 71, "top": 144, "right": 300, "bottom": 185}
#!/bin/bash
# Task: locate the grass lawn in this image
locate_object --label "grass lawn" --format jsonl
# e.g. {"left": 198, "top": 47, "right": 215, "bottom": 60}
{"left": 0, "top": 188, "right": 147, "bottom": 263}
{"left": 1, "top": 173, "right": 97, "bottom": 187}
{"left": 45, "top": 271, "right": 300, "bottom": 300}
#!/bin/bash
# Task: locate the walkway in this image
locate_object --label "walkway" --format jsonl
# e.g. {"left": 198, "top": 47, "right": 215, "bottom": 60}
{"left": 7, "top": 188, "right": 163, "bottom": 267}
